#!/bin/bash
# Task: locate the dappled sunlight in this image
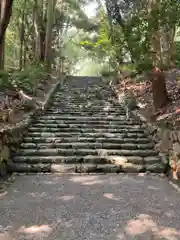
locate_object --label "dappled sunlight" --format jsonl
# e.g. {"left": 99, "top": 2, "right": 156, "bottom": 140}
{"left": 1, "top": 174, "right": 180, "bottom": 239}
{"left": 123, "top": 174, "right": 147, "bottom": 184}
{"left": 147, "top": 185, "right": 161, "bottom": 191}
{"left": 103, "top": 193, "right": 120, "bottom": 201}
{"left": 56, "top": 195, "right": 75, "bottom": 201}
{"left": 125, "top": 214, "right": 157, "bottom": 235}
{"left": 108, "top": 156, "right": 128, "bottom": 164}
{"left": 0, "top": 232, "right": 13, "bottom": 240}
{"left": 18, "top": 224, "right": 53, "bottom": 238}
{"left": 69, "top": 175, "right": 105, "bottom": 185}
{"left": 41, "top": 180, "right": 59, "bottom": 185}
{"left": 123, "top": 214, "right": 180, "bottom": 239}
{"left": 18, "top": 224, "right": 52, "bottom": 234}
{"left": 28, "top": 192, "right": 48, "bottom": 199}
{"left": 69, "top": 174, "right": 123, "bottom": 186}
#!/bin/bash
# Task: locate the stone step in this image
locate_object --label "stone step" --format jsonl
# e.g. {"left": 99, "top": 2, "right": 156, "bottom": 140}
{"left": 44, "top": 111, "right": 126, "bottom": 116}
{"left": 34, "top": 119, "right": 141, "bottom": 125}
{"left": 46, "top": 105, "right": 124, "bottom": 110}
{"left": 50, "top": 101, "right": 116, "bottom": 103}
{"left": 28, "top": 127, "right": 146, "bottom": 134}
{"left": 38, "top": 116, "right": 132, "bottom": 121}
{"left": 47, "top": 104, "right": 123, "bottom": 108}
{"left": 13, "top": 155, "right": 161, "bottom": 165}
{"left": 14, "top": 148, "right": 158, "bottom": 157}
{"left": 50, "top": 101, "right": 117, "bottom": 105}
{"left": 42, "top": 112, "right": 126, "bottom": 117}
{"left": 9, "top": 162, "right": 165, "bottom": 174}
{"left": 44, "top": 110, "right": 126, "bottom": 114}
{"left": 26, "top": 132, "right": 148, "bottom": 138}
{"left": 32, "top": 120, "right": 142, "bottom": 126}
{"left": 31, "top": 124, "right": 144, "bottom": 129}
{"left": 23, "top": 137, "right": 151, "bottom": 144}
{"left": 20, "top": 142, "right": 154, "bottom": 150}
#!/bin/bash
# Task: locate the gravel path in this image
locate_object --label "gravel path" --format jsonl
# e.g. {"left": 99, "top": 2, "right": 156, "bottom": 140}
{"left": 0, "top": 174, "right": 180, "bottom": 239}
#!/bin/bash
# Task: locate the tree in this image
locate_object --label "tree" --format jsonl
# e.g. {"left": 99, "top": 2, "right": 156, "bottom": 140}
{"left": 44, "top": 0, "right": 56, "bottom": 71}
{"left": 151, "top": 68, "right": 169, "bottom": 111}
{"left": 0, "top": 0, "right": 14, "bottom": 69}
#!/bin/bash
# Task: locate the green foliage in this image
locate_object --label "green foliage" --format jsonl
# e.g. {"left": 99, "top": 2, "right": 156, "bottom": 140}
{"left": 0, "top": 71, "right": 9, "bottom": 90}
{"left": 78, "top": 0, "right": 180, "bottom": 75}
{"left": 0, "top": 64, "right": 48, "bottom": 95}
{"left": 11, "top": 64, "right": 48, "bottom": 94}
{"left": 79, "top": 9, "right": 122, "bottom": 72}
{"left": 176, "top": 42, "right": 180, "bottom": 68}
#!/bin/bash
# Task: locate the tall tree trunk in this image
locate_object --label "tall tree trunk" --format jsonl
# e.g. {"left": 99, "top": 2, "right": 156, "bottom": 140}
{"left": 160, "top": 24, "right": 176, "bottom": 69}
{"left": 151, "top": 69, "right": 169, "bottom": 111}
{"left": 147, "top": 0, "right": 162, "bottom": 68}
{"left": 44, "top": 0, "right": 56, "bottom": 72}
{"left": 0, "top": 37, "right": 5, "bottom": 69}
{"left": 0, "top": 0, "right": 14, "bottom": 69}
{"left": 19, "top": 0, "right": 27, "bottom": 70}
{"left": 34, "top": 0, "right": 46, "bottom": 61}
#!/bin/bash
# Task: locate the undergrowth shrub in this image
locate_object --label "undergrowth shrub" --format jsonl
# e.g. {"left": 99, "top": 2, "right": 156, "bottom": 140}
{"left": 0, "top": 64, "right": 48, "bottom": 95}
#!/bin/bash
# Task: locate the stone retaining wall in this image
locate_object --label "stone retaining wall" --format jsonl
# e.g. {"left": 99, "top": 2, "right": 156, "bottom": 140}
{"left": 0, "top": 80, "right": 63, "bottom": 178}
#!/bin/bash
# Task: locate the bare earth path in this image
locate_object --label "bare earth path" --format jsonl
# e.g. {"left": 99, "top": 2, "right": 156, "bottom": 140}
{"left": 0, "top": 174, "right": 180, "bottom": 239}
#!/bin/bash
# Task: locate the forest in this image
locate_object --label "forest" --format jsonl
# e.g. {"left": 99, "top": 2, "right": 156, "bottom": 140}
{"left": 0, "top": 0, "right": 180, "bottom": 123}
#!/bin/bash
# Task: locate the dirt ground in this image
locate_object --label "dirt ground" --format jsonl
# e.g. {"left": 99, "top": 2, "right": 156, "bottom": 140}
{"left": 116, "top": 69, "right": 180, "bottom": 130}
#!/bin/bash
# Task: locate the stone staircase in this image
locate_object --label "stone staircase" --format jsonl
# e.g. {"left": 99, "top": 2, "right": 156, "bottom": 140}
{"left": 11, "top": 76, "right": 165, "bottom": 173}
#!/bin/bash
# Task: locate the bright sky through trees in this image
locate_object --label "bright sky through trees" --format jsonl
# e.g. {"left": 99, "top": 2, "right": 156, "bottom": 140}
{"left": 84, "top": 2, "right": 98, "bottom": 18}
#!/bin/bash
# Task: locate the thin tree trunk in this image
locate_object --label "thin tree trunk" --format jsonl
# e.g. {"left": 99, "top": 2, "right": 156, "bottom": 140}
{"left": 0, "top": 0, "right": 13, "bottom": 42}
{"left": 0, "top": 37, "right": 5, "bottom": 69}
{"left": 44, "top": 0, "right": 56, "bottom": 72}
{"left": 147, "top": 0, "right": 162, "bottom": 68}
{"left": 0, "top": 0, "right": 14, "bottom": 69}
{"left": 23, "top": 37, "right": 27, "bottom": 68}
{"left": 19, "top": 0, "right": 27, "bottom": 70}
{"left": 34, "top": 0, "right": 46, "bottom": 61}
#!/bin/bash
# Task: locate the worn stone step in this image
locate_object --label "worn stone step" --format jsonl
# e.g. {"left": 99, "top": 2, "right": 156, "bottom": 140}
{"left": 32, "top": 121, "right": 142, "bottom": 127}
{"left": 26, "top": 132, "right": 148, "bottom": 138}
{"left": 43, "top": 112, "right": 126, "bottom": 117}
{"left": 30, "top": 124, "right": 144, "bottom": 129}
{"left": 50, "top": 102, "right": 118, "bottom": 106}
{"left": 8, "top": 163, "right": 51, "bottom": 173}
{"left": 38, "top": 115, "right": 130, "bottom": 121}
{"left": 9, "top": 163, "right": 140, "bottom": 173}
{"left": 20, "top": 142, "right": 154, "bottom": 150}
{"left": 34, "top": 119, "right": 141, "bottom": 125}
{"left": 9, "top": 162, "right": 164, "bottom": 174}
{"left": 46, "top": 107, "right": 125, "bottom": 111}
{"left": 50, "top": 100, "right": 117, "bottom": 104}
{"left": 66, "top": 163, "right": 163, "bottom": 174}
{"left": 14, "top": 148, "right": 158, "bottom": 157}
{"left": 23, "top": 137, "right": 151, "bottom": 144}
{"left": 12, "top": 155, "right": 146, "bottom": 164}
{"left": 46, "top": 106, "right": 124, "bottom": 110}
{"left": 44, "top": 110, "right": 126, "bottom": 115}
{"left": 28, "top": 127, "right": 146, "bottom": 134}
{"left": 14, "top": 155, "right": 159, "bottom": 164}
